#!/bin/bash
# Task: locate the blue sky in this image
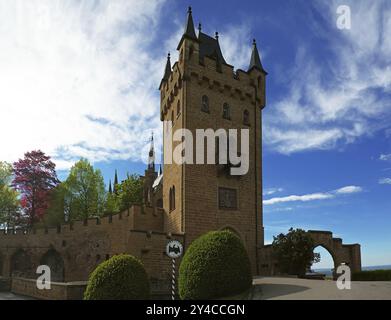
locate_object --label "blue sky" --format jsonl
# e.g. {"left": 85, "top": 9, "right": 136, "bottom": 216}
{"left": 1, "top": 0, "right": 390, "bottom": 267}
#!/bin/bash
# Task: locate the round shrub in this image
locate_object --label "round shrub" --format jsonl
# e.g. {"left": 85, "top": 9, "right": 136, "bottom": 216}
{"left": 84, "top": 254, "right": 150, "bottom": 300}
{"left": 178, "top": 230, "right": 252, "bottom": 300}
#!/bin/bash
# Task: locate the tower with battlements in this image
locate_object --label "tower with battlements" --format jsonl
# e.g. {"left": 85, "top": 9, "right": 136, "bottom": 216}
{"left": 159, "top": 7, "right": 267, "bottom": 273}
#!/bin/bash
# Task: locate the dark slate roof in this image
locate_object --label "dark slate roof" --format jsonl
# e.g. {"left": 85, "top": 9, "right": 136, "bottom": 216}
{"left": 198, "top": 32, "right": 227, "bottom": 65}
{"left": 162, "top": 53, "right": 171, "bottom": 81}
{"left": 177, "top": 7, "right": 198, "bottom": 49}
{"left": 248, "top": 40, "right": 267, "bottom": 74}
{"left": 159, "top": 53, "right": 171, "bottom": 89}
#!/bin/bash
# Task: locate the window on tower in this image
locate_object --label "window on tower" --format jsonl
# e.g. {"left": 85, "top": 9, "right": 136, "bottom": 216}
{"left": 218, "top": 187, "right": 238, "bottom": 210}
{"left": 169, "top": 188, "right": 172, "bottom": 211}
{"left": 201, "top": 95, "right": 209, "bottom": 113}
{"left": 222, "top": 103, "right": 230, "bottom": 120}
{"left": 177, "top": 100, "right": 181, "bottom": 117}
{"left": 169, "top": 186, "right": 176, "bottom": 212}
{"left": 243, "top": 109, "right": 250, "bottom": 126}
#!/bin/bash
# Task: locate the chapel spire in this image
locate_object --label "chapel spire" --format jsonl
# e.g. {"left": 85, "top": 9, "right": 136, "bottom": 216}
{"left": 148, "top": 132, "right": 155, "bottom": 171}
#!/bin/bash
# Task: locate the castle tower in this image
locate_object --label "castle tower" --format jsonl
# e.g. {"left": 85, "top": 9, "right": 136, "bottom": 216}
{"left": 159, "top": 7, "right": 267, "bottom": 273}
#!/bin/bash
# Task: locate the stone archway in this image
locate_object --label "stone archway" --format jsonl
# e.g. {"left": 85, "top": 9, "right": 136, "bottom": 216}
{"left": 10, "top": 249, "right": 33, "bottom": 278}
{"left": 258, "top": 230, "right": 362, "bottom": 276}
{"left": 308, "top": 230, "right": 361, "bottom": 273}
{"left": 220, "top": 226, "right": 243, "bottom": 240}
{"left": 40, "top": 249, "right": 65, "bottom": 282}
{"left": 312, "top": 244, "right": 337, "bottom": 274}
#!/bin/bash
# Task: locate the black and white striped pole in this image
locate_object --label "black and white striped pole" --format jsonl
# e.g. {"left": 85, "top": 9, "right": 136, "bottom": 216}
{"left": 166, "top": 240, "right": 183, "bottom": 300}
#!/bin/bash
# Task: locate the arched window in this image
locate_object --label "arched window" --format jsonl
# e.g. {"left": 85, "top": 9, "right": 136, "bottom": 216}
{"left": 169, "top": 188, "right": 172, "bottom": 211}
{"left": 243, "top": 109, "right": 250, "bottom": 125}
{"left": 177, "top": 100, "right": 181, "bottom": 116}
{"left": 40, "top": 249, "right": 65, "bottom": 282}
{"left": 201, "top": 95, "right": 209, "bottom": 113}
{"left": 172, "top": 186, "right": 176, "bottom": 210}
{"left": 171, "top": 110, "right": 174, "bottom": 124}
{"left": 169, "top": 186, "right": 176, "bottom": 212}
{"left": 222, "top": 103, "right": 230, "bottom": 119}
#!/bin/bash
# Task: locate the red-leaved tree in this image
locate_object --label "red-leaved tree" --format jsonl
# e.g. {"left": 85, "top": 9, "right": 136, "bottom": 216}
{"left": 12, "top": 150, "right": 59, "bottom": 225}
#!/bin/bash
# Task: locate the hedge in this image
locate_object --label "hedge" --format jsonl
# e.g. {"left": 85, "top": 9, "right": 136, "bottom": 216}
{"left": 84, "top": 254, "right": 150, "bottom": 300}
{"left": 352, "top": 269, "right": 391, "bottom": 281}
{"left": 178, "top": 230, "right": 252, "bottom": 300}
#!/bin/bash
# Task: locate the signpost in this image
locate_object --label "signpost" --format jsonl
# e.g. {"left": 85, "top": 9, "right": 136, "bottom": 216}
{"left": 166, "top": 240, "right": 183, "bottom": 300}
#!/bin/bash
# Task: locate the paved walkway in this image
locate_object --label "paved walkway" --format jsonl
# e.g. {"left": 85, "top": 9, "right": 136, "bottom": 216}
{"left": 252, "top": 277, "right": 391, "bottom": 300}
{"left": 0, "top": 292, "right": 35, "bottom": 300}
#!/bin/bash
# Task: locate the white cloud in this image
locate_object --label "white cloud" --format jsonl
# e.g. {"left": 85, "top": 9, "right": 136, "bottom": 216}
{"left": 263, "top": 192, "right": 334, "bottom": 205}
{"left": 263, "top": 185, "right": 362, "bottom": 205}
{"left": 379, "top": 178, "right": 391, "bottom": 185}
{"left": 335, "top": 185, "right": 362, "bottom": 194}
{"left": 264, "top": 1, "right": 391, "bottom": 154}
{"left": 0, "top": 1, "right": 256, "bottom": 171}
{"left": 219, "top": 24, "right": 252, "bottom": 70}
{"left": 0, "top": 0, "right": 168, "bottom": 170}
{"left": 380, "top": 154, "right": 391, "bottom": 161}
{"left": 263, "top": 187, "right": 284, "bottom": 196}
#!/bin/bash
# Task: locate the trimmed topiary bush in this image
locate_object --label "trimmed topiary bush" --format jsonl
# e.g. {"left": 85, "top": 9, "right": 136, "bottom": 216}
{"left": 84, "top": 254, "right": 150, "bottom": 300}
{"left": 178, "top": 230, "right": 252, "bottom": 300}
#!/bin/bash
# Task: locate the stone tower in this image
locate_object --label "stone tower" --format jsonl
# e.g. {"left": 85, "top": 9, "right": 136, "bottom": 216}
{"left": 159, "top": 7, "right": 267, "bottom": 273}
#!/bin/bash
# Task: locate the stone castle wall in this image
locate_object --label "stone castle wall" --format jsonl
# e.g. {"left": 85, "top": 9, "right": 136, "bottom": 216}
{"left": 0, "top": 205, "right": 183, "bottom": 298}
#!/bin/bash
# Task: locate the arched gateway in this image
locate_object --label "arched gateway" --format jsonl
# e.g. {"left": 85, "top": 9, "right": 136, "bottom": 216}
{"left": 258, "top": 230, "right": 361, "bottom": 276}
{"left": 307, "top": 230, "right": 361, "bottom": 273}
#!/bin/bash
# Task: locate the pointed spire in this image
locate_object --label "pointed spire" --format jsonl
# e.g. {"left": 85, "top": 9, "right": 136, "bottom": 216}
{"left": 108, "top": 179, "right": 112, "bottom": 194}
{"left": 148, "top": 132, "right": 155, "bottom": 171}
{"left": 215, "top": 31, "right": 219, "bottom": 41}
{"left": 162, "top": 52, "right": 171, "bottom": 81}
{"left": 248, "top": 39, "right": 267, "bottom": 74}
{"left": 159, "top": 53, "right": 171, "bottom": 90}
{"left": 177, "top": 6, "right": 198, "bottom": 49}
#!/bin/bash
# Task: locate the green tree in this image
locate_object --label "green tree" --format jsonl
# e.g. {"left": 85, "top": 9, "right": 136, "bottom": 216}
{"left": 0, "top": 161, "right": 20, "bottom": 227}
{"left": 42, "top": 184, "right": 67, "bottom": 227}
{"left": 0, "top": 161, "right": 13, "bottom": 185}
{"left": 117, "top": 174, "right": 143, "bottom": 212}
{"left": 64, "top": 159, "right": 105, "bottom": 220}
{"left": 272, "top": 228, "right": 320, "bottom": 276}
{"left": 104, "top": 192, "right": 120, "bottom": 215}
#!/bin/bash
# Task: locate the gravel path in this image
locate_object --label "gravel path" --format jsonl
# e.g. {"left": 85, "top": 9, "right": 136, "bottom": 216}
{"left": 252, "top": 277, "right": 391, "bottom": 300}
{"left": 0, "top": 292, "right": 36, "bottom": 300}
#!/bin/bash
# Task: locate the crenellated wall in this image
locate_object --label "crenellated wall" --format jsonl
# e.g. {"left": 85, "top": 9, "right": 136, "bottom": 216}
{"left": 0, "top": 205, "right": 183, "bottom": 298}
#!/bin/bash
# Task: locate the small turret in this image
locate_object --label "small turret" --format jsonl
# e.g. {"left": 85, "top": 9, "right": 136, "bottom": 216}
{"left": 177, "top": 6, "right": 198, "bottom": 50}
{"left": 159, "top": 53, "right": 171, "bottom": 89}
{"left": 248, "top": 39, "right": 267, "bottom": 74}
